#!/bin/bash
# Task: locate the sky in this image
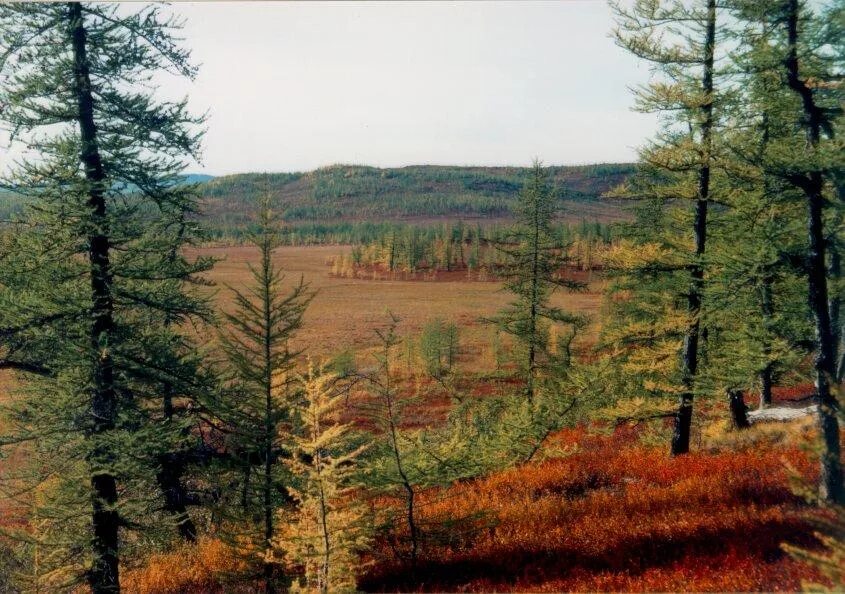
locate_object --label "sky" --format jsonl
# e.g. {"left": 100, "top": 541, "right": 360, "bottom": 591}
{"left": 2, "top": 1, "right": 660, "bottom": 176}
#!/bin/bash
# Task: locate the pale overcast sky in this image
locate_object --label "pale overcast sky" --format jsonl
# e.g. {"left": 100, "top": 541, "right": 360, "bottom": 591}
{"left": 2, "top": 1, "right": 659, "bottom": 176}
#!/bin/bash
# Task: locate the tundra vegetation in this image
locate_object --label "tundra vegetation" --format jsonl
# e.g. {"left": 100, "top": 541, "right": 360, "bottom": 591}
{"left": 0, "top": 1, "right": 842, "bottom": 593}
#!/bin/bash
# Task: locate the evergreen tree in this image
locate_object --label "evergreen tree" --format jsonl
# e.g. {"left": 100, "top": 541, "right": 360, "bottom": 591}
{"left": 0, "top": 4, "right": 211, "bottom": 592}
{"left": 706, "top": 13, "right": 811, "bottom": 411}
{"left": 729, "top": 0, "right": 844, "bottom": 503}
{"left": 491, "top": 160, "right": 585, "bottom": 403}
{"left": 418, "top": 318, "right": 460, "bottom": 378}
{"left": 216, "top": 196, "right": 313, "bottom": 592}
{"left": 357, "top": 314, "right": 421, "bottom": 569}
{"left": 610, "top": 0, "right": 721, "bottom": 455}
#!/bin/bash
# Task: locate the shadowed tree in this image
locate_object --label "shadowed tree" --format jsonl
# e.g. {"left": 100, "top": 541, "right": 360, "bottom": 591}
{"left": 728, "top": 0, "right": 844, "bottom": 503}
{"left": 0, "top": 3, "right": 211, "bottom": 592}
{"left": 216, "top": 194, "right": 313, "bottom": 593}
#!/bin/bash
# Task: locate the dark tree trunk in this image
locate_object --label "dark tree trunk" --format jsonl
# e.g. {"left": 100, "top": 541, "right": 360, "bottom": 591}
{"left": 526, "top": 195, "right": 541, "bottom": 405}
{"left": 262, "top": 242, "right": 276, "bottom": 594}
{"left": 759, "top": 274, "right": 774, "bottom": 408}
{"left": 728, "top": 389, "right": 750, "bottom": 429}
{"left": 68, "top": 3, "right": 120, "bottom": 591}
{"left": 671, "top": 0, "right": 715, "bottom": 457}
{"left": 783, "top": 0, "right": 844, "bottom": 504}
{"left": 156, "top": 452, "right": 198, "bottom": 542}
{"left": 157, "top": 381, "right": 198, "bottom": 542}
{"left": 241, "top": 463, "right": 251, "bottom": 510}
{"left": 829, "top": 224, "right": 842, "bottom": 383}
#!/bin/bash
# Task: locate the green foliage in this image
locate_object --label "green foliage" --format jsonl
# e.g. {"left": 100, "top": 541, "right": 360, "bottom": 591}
{"left": 355, "top": 315, "right": 424, "bottom": 566}
{"left": 188, "top": 163, "right": 637, "bottom": 240}
{"left": 604, "top": 0, "right": 724, "bottom": 454}
{"left": 490, "top": 161, "right": 587, "bottom": 401}
{"left": 0, "top": 540, "right": 23, "bottom": 594}
{"left": 0, "top": 3, "right": 212, "bottom": 589}
{"left": 212, "top": 195, "right": 313, "bottom": 588}
{"left": 328, "top": 350, "right": 357, "bottom": 379}
{"left": 418, "top": 318, "right": 459, "bottom": 377}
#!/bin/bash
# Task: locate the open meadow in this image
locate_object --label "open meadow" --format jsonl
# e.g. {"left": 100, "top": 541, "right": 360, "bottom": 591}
{"left": 195, "top": 244, "right": 605, "bottom": 360}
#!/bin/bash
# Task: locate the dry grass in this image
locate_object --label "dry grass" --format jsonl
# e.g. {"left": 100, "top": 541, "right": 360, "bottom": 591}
{"left": 192, "top": 244, "right": 605, "bottom": 361}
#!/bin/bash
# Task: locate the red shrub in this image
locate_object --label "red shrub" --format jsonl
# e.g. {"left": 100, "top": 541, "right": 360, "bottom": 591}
{"left": 361, "top": 425, "right": 826, "bottom": 592}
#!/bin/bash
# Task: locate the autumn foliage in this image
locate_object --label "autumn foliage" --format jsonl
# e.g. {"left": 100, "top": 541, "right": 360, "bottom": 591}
{"left": 361, "top": 425, "right": 830, "bottom": 592}
{"left": 124, "top": 422, "right": 831, "bottom": 593}
{"left": 122, "top": 538, "right": 249, "bottom": 594}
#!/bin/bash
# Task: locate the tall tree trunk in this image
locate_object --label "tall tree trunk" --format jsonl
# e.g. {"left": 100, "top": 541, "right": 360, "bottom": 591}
{"left": 262, "top": 237, "right": 276, "bottom": 594}
{"left": 671, "top": 0, "right": 715, "bottom": 456}
{"left": 68, "top": 3, "right": 120, "bottom": 591}
{"left": 728, "top": 389, "right": 750, "bottom": 429}
{"left": 759, "top": 273, "right": 774, "bottom": 408}
{"left": 783, "top": 0, "right": 844, "bottom": 504}
{"left": 156, "top": 450, "right": 198, "bottom": 542}
{"left": 829, "top": 214, "right": 842, "bottom": 383}
{"left": 526, "top": 195, "right": 540, "bottom": 404}
{"left": 156, "top": 222, "right": 198, "bottom": 542}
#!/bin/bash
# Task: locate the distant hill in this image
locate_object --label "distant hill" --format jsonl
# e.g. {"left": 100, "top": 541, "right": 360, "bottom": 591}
{"left": 201, "top": 163, "right": 636, "bottom": 230}
{"left": 182, "top": 173, "right": 215, "bottom": 185}
{"left": 0, "top": 164, "right": 637, "bottom": 232}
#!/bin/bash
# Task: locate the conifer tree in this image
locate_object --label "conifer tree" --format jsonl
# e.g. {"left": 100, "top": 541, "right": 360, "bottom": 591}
{"left": 217, "top": 195, "right": 313, "bottom": 592}
{"left": 728, "top": 0, "right": 844, "bottom": 503}
{"left": 705, "top": 10, "right": 811, "bottom": 411}
{"left": 419, "top": 318, "right": 459, "bottom": 378}
{"left": 0, "top": 4, "right": 211, "bottom": 592}
{"left": 491, "top": 160, "right": 585, "bottom": 403}
{"left": 276, "top": 363, "right": 370, "bottom": 594}
{"left": 357, "top": 315, "right": 422, "bottom": 569}
{"left": 610, "top": 0, "right": 720, "bottom": 455}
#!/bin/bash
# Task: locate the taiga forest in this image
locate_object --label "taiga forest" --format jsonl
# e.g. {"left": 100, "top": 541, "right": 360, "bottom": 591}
{"left": 0, "top": 1, "right": 843, "bottom": 593}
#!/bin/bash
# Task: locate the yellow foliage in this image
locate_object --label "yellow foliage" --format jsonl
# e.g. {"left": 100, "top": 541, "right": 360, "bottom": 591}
{"left": 275, "top": 363, "right": 371, "bottom": 594}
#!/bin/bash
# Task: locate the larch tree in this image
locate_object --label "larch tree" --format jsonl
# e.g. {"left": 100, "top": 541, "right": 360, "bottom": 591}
{"left": 216, "top": 195, "right": 313, "bottom": 593}
{"left": 275, "top": 362, "right": 370, "bottom": 594}
{"left": 729, "top": 0, "right": 844, "bottom": 503}
{"left": 705, "top": 6, "right": 812, "bottom": 412}
{"left": 610, "top": 0, "right": 721, "bottom": 455}
{"left": 491, "top": 160, "right": 585, "bottom": 404}
{"left": 0, "top": 3, "right": 211, "bottom": 592}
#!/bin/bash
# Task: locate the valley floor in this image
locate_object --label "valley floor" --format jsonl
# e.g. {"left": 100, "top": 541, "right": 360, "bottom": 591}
{"left": 3, "top": 245, "right": 837, "bottom": 593}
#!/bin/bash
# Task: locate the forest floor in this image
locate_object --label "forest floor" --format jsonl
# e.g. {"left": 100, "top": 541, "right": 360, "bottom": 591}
{"left": 126, "top": 408, "right": 835, "bottom": 593}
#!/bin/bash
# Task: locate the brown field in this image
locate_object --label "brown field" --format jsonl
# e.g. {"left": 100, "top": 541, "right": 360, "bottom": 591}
{"left": 1, "top": 244, "right": 602, "bottom": 526}
{"left": 194, "top": 244, "right": 605, "bottom": 362}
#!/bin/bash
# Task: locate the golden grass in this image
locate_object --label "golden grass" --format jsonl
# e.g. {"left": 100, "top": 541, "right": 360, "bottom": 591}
{"left": 192, "top": 244, "right": 605, "bottom": 362}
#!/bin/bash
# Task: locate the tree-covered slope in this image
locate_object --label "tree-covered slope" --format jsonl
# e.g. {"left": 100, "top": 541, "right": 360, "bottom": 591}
{"left": 201, "top": 163, "right": 635, "bottom": 229}
{"left": 1, "top": 164, "right": 635, "bottom": 233}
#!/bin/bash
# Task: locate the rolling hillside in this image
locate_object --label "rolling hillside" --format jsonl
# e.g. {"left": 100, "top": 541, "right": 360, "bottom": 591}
{"left": 200, "top": 163, "right": 636, "bottom": 230}
{"left": 0, "top": 164, "right": 636, "bottom": 235}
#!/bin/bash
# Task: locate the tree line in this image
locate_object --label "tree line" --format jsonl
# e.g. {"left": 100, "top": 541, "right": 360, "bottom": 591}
{"left": 329, "top": 219, "right": 614, "bottom": 280}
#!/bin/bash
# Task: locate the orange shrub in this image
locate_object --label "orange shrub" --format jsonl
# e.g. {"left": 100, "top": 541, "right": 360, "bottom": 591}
{"left": 124, "top": 422, "right": 830, "bottom": 593}
{"left": 122, "top": 537, "right": 251, "bottom": 594}
{"left": 361, "top": 425, "right": 826, "bottom": 592}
